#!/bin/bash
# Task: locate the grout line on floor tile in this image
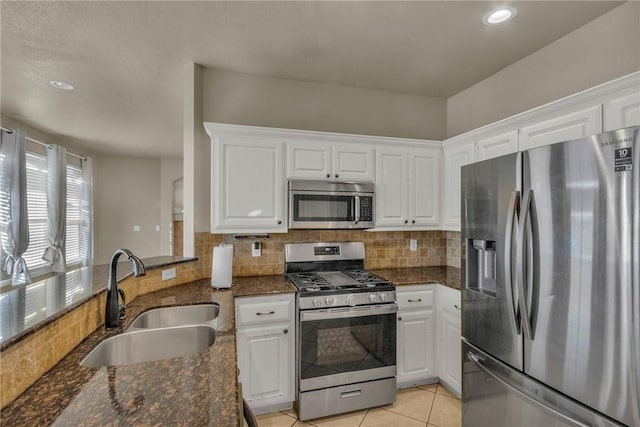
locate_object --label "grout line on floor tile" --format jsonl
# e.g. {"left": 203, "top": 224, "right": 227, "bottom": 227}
{"left": 357, "top": 408, "right": 370, "bottom": 426}
{"left": 426, "top": 387, "right": 438, "bottom": 426}
{"left": 378, "top": 404, "right": 435, "bottom": 424}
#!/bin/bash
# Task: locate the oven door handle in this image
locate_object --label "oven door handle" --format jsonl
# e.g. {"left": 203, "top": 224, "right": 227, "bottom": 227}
{"left": 300, "top": 303, "right": 398, "bottom": 321}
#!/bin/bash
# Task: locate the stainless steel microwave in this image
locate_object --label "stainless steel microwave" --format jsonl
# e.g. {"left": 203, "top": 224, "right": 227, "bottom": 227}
{"left": 288, "top": 180, "right": 374, "bottom": 229}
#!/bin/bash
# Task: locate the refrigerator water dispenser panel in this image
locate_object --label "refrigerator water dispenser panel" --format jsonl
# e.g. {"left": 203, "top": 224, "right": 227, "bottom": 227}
{"left": 466, "top": 239, "right": 497, "bottom": 297}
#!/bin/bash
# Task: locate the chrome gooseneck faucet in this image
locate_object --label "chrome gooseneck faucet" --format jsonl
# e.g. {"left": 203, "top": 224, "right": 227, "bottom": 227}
{"left": 105, "top": 248, "right": 146, "bottom": 329}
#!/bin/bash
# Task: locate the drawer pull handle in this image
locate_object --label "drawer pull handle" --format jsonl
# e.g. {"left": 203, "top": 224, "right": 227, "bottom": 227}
{"left": 256, "top": 311, "right": 275, "bottom": 316}
{"left": 408, "top": 299, "right": 422, "bottom": 303}
{"left": 454, "top": 304, "right": 461, "bottom": 310}
{"left": 340, "top": 390, "right": 362, "bottom": 399}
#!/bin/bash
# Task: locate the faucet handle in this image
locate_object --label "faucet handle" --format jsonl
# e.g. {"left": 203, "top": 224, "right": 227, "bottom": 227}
{"left": 118, "top": 288, "right": 127, "bottom": 320}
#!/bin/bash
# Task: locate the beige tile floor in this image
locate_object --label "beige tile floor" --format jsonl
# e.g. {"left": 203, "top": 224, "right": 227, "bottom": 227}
{"left": 253, "top": 383, "right": 461, "bottom": 427}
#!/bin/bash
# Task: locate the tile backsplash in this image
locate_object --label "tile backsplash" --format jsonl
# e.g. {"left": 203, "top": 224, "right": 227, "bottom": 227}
{"left": 446, "top": 231, "right": 461, "bottom": 269}
{"left": 196, "top": 230, "right": 448, "bottom": 278}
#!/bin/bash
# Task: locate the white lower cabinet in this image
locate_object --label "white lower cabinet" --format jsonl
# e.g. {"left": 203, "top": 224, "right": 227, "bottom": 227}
{"left": 396, "top": 285, "right": 437, "bottom": 387}
{"left": 437, "top": 285, "right": 462, "bottom": 397}
{"left": 235, "top": 294, "right": 295, "bottom": 413}
{"left": 395, "top": 284, "right": 461, "bottom": 396}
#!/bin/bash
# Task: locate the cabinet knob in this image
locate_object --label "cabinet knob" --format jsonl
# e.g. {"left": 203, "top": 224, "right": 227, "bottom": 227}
{"left": 412, "top": 220, "right": 416, "bottom": 224}
{"left": 326, "top": 173, "right": 331, "bottom": 178}
{"left": 283, "top": 328, "right": 289, "bottom": 334}
{"left": 404, "top": 220, "right": 408, "bottom": 224}
{"left": 398, "top": 316, "right": 402, "bottom": 321}
{"left": 335, "top": 174, "right": 339, "bottom": 178}
{"left": 277, "top": 220, "right": 282, "bottom": 225}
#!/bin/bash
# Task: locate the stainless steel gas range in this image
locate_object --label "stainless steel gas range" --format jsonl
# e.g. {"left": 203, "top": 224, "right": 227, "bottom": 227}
{"left": 285, "top": 242, "right": 398, "bottom": 421}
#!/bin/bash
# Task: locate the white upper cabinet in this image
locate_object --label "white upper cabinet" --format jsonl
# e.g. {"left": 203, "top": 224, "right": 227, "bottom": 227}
{"left": 519, "top": 105, "right": 602, "bottom": 150}
{"left": 476, "top": 130, "right": 518, "bottom": 161}
{"left": 603, "top": 88, "right": 640, "bottom": 131}
{"left": 376, "top": 148, "right": 409, "bottom": 227}
{"left": 375, "top": 145, "right": 440, "bottom": 229}
{"left": 442, "top": 139, "right": 475, "bottom": 230}
{"left": 409, "top": 149, "right": 441, "bottom": 226}
{"left": 208, "top": 126, "right": 287, "bottom": 233}
{"left": 287, "top": 141, "right": 375, "bottom": 182}
{"left": 286, "top": 142, "right": 332, "bottom": 180}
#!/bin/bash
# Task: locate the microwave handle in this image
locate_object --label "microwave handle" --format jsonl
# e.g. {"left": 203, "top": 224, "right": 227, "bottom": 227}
{"left": 354, "top": 195, "right": 360, "bottom": 224}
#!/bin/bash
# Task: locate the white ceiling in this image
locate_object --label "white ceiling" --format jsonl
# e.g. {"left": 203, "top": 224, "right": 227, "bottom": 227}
{"left": 1, "top": 1, "right": 623, "bottom": 157}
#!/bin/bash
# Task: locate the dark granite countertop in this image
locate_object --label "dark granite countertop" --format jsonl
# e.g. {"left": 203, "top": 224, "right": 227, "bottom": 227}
{"left": 1, "top": 275, "right": 295, "bottom": 426}
{"left": 0, "top": 256, "right": 196, "bottom": 350}
{"left": 372, "top": 266, "right": 461, "bottom": 290}
{"left": 232, "top": 275, "right": 296, "bottom": 297}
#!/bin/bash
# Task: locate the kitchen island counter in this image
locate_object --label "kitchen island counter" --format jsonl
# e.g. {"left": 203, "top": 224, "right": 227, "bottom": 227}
{"left": 0, "top": 276, "right": 295, "bottom": 426}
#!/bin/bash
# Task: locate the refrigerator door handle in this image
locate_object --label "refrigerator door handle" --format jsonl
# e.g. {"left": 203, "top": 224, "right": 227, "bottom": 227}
{"left": 516, "top": 189, "right": 533, "bottom": 340}
{"left": 467, "top": 351, "right": 589, "bottom": 427}
{"left": 504, "top": 190, "right": 521, "bottom": 335}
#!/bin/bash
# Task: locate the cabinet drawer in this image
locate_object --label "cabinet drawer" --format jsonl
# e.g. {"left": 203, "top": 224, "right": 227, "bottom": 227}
{"left": 236, "top": 298, "right": 292, "bottom": 327}
{"left": 397, "top": 288, "right": 434, "bottom": 310}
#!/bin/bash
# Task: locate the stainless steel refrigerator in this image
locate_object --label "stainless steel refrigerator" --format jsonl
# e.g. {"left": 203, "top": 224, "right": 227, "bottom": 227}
{"left": 461, "top": 126, "right": 639, "bottom": 427}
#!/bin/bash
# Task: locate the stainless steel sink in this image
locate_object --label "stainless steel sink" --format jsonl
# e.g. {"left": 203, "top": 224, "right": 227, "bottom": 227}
{"left": 128, "top": 303, "right": 220, "bottom": 330}
{"left": 80, "top": 325, "right": 216, "bottom": 368}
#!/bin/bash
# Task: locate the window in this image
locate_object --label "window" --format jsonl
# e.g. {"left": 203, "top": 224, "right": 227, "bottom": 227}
{"left": 22, "top": 151, "right": 49, "bottom": 274}
{"left": 65, "top": 163, "right": 83, "bottom": 267}
{"left": 8, "top": 149, "right": 89, "bottom": 279}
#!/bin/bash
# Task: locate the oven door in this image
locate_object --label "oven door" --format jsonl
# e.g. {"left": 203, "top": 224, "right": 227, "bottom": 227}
{"left": 298, "top": 303, "right": 398, "bottom": 392}
{"left": 289, "top": 190, "right": 367, "bottom": 229}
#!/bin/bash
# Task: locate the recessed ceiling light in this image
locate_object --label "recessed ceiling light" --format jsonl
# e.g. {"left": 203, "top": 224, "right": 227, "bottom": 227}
{"left": 483, "top": 7, "right": 517, "bottom": 25}
{"left": 49, "top": 80, "right": 75, "bottom": 90}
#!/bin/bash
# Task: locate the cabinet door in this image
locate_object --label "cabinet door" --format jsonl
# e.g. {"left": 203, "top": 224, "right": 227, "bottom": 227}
{"left": 397, "top": 309, "right": 436, "bottom": 386}
{"left": 332, "top": 144, "right": 375, "bottom": 181}
{"left": 476, "top": 130, "right": 518, "bottom": 161}
{"left": 375, "top": 148, "right": 409, "bottom": 227}
{"left": 442, "top": 140, "right": 475, "bottom": 230}
{"left": 519, "top": 105, "right": 602, "bottom": 150}
{"left": 237, "top": 323, "right": 293, "bottom": 406}
{"left": 408, "top": 148, "right": 441, "bottom": 226}
{"left": 286, "top": 142, "right": 332, "bottom": 180}
{"left": 604, "top": 89, "right": 640, "bottom": 131}
{"left": 438, "top": 287, "right": 462, "bottom": 396}
{"left": 213, "top": 138, "right": 286, "bottom": 233}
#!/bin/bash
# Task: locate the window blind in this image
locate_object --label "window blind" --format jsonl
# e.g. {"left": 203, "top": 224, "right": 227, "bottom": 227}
{"left": 66, "top": 163, "right": 83, "bottom": 267}
{"left": 22, "top": 151, "right": 49, "bottom": 275}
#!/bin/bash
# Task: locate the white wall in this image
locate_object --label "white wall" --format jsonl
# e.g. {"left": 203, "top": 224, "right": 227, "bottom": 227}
{"left": 93, "top": 156, "right": 162, "bottom": 264}
{"left": 202, "top": 68, "right": 447, "bottom": 141}
{"left": 447, "top": 2, "right": 640, "bottom": 137}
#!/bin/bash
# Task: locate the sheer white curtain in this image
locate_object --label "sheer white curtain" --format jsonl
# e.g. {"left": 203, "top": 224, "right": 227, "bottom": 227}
{"left": 0, "top": 128, "right": 31, "bottom": 285}
{"left": 42, "top": 144, "right": 67, "bottom": 271}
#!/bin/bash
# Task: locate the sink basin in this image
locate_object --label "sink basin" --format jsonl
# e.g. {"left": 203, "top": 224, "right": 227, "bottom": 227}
{"left": 128, "top": 303, "right": 220, "bottom": 330}
{"left": 80, "top": 325, "right": 216, "bottom": 368}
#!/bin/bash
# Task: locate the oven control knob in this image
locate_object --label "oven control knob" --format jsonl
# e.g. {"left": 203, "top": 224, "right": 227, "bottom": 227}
{"left": 313, "top": 298, "right": 322, "bottom": 307}
{"left": 369, "top": 294, "right": 377, "bottom": 303}
{"left": 325, "top": 296, "right": 336, "bottom": 306}
{"left": 346, "top": 295, "right": 357, "bottom": 306}
{"left": 380, "top": 293, "right": 387, "bottom": 301}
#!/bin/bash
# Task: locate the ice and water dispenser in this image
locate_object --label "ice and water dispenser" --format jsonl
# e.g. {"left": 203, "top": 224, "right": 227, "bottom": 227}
{"left": 466, "top": 239, "right": 497, "bottom": 297}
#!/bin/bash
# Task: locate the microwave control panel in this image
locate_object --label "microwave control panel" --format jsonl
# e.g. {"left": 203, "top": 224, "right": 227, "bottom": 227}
{"left": 360, "top": 197, "right": 373, "bottom": 221}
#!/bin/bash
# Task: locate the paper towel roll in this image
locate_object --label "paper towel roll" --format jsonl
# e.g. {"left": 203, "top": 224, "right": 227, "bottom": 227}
{"left": 212, "top": 244, "right": 233, "bottom": 288}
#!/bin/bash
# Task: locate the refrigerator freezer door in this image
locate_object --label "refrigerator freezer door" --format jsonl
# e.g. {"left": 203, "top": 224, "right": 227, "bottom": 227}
{"left": 463, "top": 341, "right": 623, "bottom": 427}
{"left": 462, "top": 153, "right": 523, "bottom": 370}
{"left": 522, "top": 126, "right": 640, "bottom": 426}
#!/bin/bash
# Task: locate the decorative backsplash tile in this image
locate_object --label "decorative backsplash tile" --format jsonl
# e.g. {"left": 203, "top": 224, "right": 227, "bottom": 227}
{"left": 446, "top": 231, "right": 461, "bottom": 269}
{"left": 196, "top": 230, "right": 448, "bottom": 278}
